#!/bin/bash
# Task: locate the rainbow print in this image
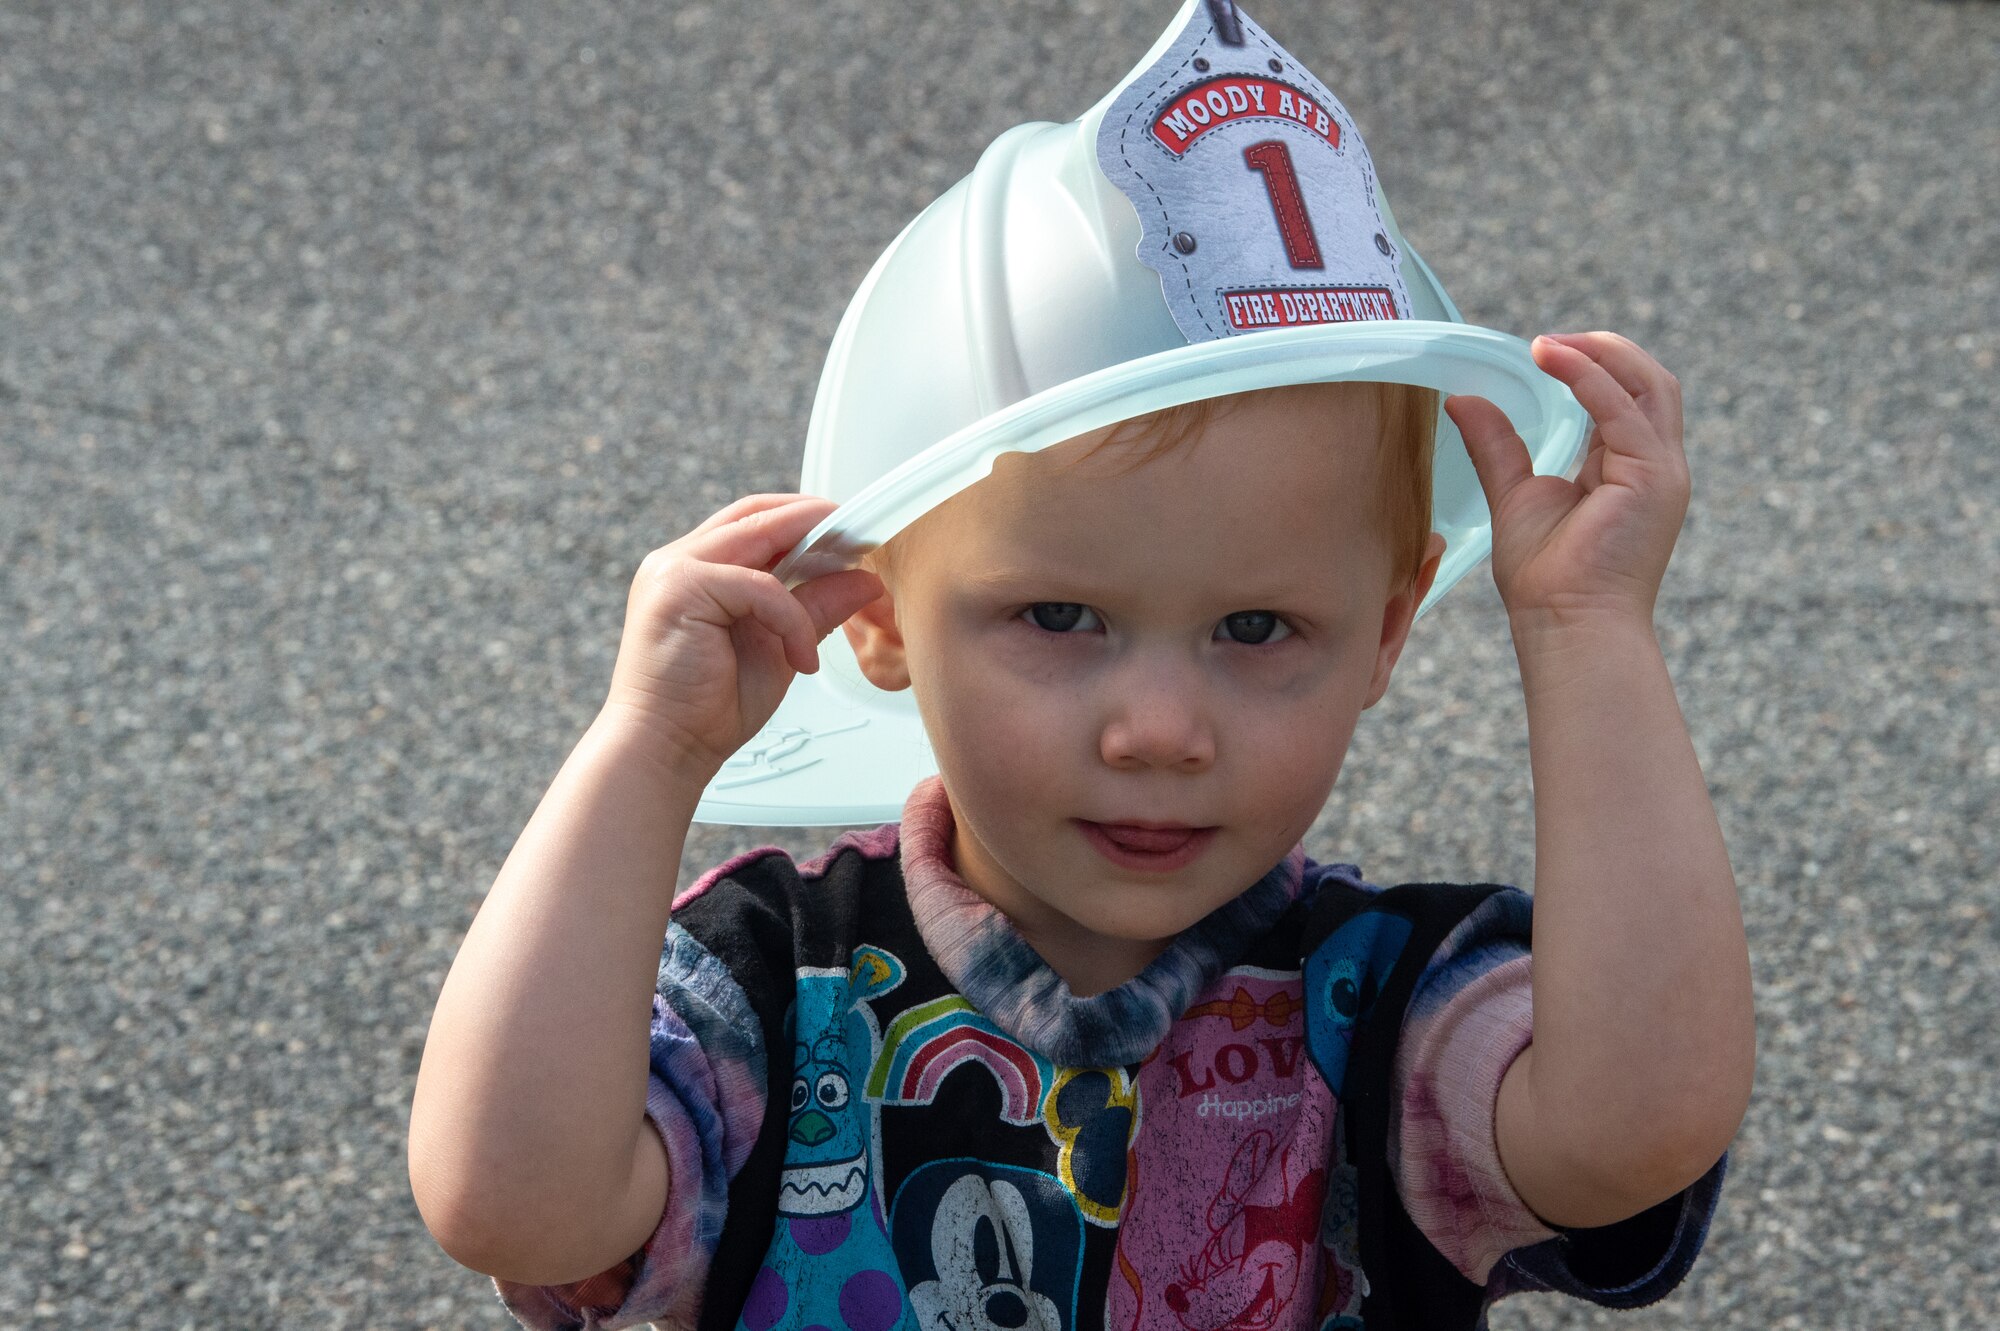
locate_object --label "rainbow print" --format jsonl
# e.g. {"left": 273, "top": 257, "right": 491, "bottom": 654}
{"left": 866, "top": 995, "right": 1055, "bottom": 1124}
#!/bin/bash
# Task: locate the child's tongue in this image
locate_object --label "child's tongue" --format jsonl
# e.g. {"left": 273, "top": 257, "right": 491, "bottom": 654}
{"left": 1099, "top": 824, "right": 1194, "bottom": 852}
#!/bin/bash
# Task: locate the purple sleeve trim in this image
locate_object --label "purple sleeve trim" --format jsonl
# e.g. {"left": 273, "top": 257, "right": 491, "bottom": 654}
{"left": 795, "top": 820, "right": 901, "bottom": 878}
{"left": 672, "top": 845, "right": 788, "bottom": 912}
{"left": 1495, "top": 1151, "right": 1730, "bottom": 1308}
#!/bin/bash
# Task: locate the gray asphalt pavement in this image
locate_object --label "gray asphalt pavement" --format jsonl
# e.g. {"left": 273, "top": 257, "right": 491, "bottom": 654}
{"left": 3, "top": 1, "right": 1995, "bottom": 1326}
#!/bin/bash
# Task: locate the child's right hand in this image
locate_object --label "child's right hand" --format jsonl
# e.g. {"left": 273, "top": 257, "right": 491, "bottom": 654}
{"left": 602, "top": 494, "right": 884, "bottom": 776}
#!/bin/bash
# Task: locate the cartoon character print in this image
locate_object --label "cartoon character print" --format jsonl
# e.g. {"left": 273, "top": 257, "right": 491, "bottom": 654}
{"left": 1310, "top": 1153, "right": 1366, "bottom": 1331}
{"left": 1301, "top": 911, "right": 1409, "bottom": 1097}
{"left": 1109, "top": 967, "right": 1335, "bottom": 1331}
{"left": 1165, "top": 1131, "right": 1325, "bottom": 1331}
{"left": 740, "top": 946, "right": 917, "bottom": 1331}
{"left": 891, "top": 1161, "right": 1084, "bottom": 1331}
{"left": 869, "top": 1000, "right": 1134, "bottom": 1226}
{"left": 870, "top": 996, "right": 1056, "bottom": 1127}
{"left": 1043, "top": 1067, "right": 1137, "bottom": 1226}
{"left": 1301, "top": 909, "right": 1414, "bottom": 1330}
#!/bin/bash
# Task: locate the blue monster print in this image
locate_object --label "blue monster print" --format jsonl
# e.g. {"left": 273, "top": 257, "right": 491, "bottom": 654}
{"left": 1302, "top": 912, "right": 1412, "bottom": 1097}
{"left": 739, "top": 946, "right": 917, "bottom": 1331}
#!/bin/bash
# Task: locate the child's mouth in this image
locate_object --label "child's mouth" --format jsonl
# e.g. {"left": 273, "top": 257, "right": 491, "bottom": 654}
{"left": 1077, "top": 820, "right": 1217, "bottom": 872}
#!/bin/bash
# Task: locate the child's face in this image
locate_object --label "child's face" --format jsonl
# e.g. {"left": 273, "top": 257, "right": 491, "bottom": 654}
{"left": 844, "top": 383, "right": 1442, "bottom": 990}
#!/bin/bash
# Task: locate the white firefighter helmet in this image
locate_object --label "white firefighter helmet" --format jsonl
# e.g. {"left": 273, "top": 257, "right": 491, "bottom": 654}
{"left": 695, "top": 0, "right": 1589, "bottom": 825}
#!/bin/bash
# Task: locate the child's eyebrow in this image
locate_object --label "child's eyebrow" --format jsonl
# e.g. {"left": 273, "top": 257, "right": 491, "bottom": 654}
{"left": 956, "top": 566, "right": 1137, "bottom": 603}
{"left": 958, "top": 565, "right": 1345, "bottom": 614}
{"left": 959, "top": 566, "right": 1074, "bottom": 590}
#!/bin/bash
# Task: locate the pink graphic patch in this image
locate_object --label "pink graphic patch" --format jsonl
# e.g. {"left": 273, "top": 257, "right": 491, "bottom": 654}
{"left": 1109, "top": 971, "right": 1337, "bottom": 1331}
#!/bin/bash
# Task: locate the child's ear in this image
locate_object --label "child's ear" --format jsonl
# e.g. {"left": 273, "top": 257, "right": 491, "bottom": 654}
{"left": 1363, "top": 532, "right": 1447, "bottom": 709}
{"left": 842, "top": 584, "right": 911, "bottom": 691}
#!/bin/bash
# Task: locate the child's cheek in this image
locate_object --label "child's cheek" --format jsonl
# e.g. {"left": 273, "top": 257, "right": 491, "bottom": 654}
{"left": 1225, "top": 663, "right": 1367, "bottom": 802}
{"left": 968, "top": 617, "right": 1102, "bottom": 691}
{"left": 1219, "top": 647, "right": 1329, "bottom": 702}
{"left": 913, "top": 629, "right": 1068, "bottom": 750}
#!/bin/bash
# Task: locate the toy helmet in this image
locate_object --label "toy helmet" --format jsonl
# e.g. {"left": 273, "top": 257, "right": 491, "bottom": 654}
{"left": 695, "top": 0, "right": 1588, "bottom": 825}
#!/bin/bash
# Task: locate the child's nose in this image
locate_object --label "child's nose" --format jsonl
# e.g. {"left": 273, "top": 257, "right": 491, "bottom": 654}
{"left": 1098, "top": 670, "right": 1216, "bottom": 773}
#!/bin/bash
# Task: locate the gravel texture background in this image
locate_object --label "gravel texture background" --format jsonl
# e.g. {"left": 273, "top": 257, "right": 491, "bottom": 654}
{"left": 3, "top": 1, "right": 1994, "bottom": 1326}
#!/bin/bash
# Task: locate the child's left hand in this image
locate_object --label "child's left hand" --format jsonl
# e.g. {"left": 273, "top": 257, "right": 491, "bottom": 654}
{"left": 1445, "top": 332, "right": 1690, "bottom": 631}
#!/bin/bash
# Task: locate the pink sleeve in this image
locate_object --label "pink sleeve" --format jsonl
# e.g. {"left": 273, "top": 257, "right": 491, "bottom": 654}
{"left": 1389, "top": 952, "right": 1558, "bottom": 1284}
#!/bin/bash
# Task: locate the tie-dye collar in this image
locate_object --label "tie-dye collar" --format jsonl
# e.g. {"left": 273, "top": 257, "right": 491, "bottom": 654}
{"left": 897, "top": 776, "right": 1311, "bottom": 1066}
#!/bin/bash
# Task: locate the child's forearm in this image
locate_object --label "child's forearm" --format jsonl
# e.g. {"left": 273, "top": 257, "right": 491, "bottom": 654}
{"left": 1496, "top": 612, "right": 1755, "bottom": 1226}
{"left": 409, "top": 706, "right": 697, "bottom": 1283}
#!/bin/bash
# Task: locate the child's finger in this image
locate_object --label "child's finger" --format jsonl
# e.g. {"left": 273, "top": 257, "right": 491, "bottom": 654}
{"left": 1575, "top": 430, "right": 1609, "bottom": 492}
{"left": 789, "top": 568, "right": 887, "bottom": 663}
{"left": 1538, "top": 333, "right": 1682, "bottom": 450}
{"left": 1445, "top": 394, "right": 1535, "bottom": 518}
{"left": 695, "top": 563, "right": 824, "bottom": 675}
{"left": 1542, "top": 331, "right": 1675, "bottom": 403}
{"left": 682, "top": 495, "right": 838, "bottom": 572}
{"left": 685, "top": 492, "right": 817, "bottom": 539}
{"left": 1529, "top": 338, "right": 1675, "bottom": 472}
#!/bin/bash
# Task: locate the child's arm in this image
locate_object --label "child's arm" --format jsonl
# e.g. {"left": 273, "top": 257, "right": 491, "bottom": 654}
{"left": 407, "top": 494, "right": 881, "bottom": 1285}
{"left": 1446, "top": 333, "right": 1756, "bottom": 1230}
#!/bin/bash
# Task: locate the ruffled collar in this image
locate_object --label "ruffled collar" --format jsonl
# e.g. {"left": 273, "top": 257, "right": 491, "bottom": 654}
{"left": 897, "top": 777, "right": 1309, "bottom": 1066}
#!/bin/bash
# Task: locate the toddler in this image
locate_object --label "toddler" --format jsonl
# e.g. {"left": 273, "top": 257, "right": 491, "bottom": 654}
{"left": 409, "top": 4, "right": 1753, "bottom": 1329}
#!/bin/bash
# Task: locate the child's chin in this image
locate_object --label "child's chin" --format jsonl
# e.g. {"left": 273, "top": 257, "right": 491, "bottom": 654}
{"left": 1069, "top": 893, "right": 1223, "bottom": 946}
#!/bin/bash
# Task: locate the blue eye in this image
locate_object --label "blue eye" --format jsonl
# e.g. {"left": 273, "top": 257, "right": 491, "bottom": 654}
{"left": 1321, "top": 958, "right": 1377, "bottom": 1028}
{"left": 1024, "top": 602, "right": 1101, "bottom": 633}
{"left": 1216, "top": 611, "right": 1290, "bottom": 644}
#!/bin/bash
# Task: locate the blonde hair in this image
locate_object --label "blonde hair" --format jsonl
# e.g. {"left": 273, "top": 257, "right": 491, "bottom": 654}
{"left": 1080, "top": 381, "right": 1439, "bottom": 589}
{"left": 867, "top": 380, "right": 1438, "bottom": 590}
